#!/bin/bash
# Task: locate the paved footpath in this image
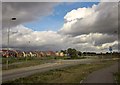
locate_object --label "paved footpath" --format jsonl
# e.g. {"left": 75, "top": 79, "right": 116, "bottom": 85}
{"left": 82, "top": 62, "right": 119, "bottom": 83}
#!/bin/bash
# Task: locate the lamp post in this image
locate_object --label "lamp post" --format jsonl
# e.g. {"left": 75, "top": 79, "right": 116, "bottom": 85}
{"left": 6, "top": 17, "right": 16, "bottom": 69}
{"left": 7, "top": 18, "right": 16, "bottom": 57}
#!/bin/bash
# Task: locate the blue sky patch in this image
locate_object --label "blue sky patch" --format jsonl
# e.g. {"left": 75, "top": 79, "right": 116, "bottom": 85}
{"left": 24, "top": 2, "right": 99, "bottom": 31}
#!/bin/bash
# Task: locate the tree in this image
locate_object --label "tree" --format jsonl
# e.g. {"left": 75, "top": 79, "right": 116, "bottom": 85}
{"left": 60, "top": 50, "right": 67, "bottom": 54}
{"left": 78, "top": 51, "right": 82, "bottom": 56}
{"left": 67, "top": 48, "right": 78, "bottom": 59}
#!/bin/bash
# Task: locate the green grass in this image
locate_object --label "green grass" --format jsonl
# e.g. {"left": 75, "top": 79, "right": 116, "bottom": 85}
{"left": 2, "top": 60, "right": 45, "bottom": 70}
{"left": 2, "top": 57, "right": 43, "bottom": 64}
{"left": 2, "top": 56, "right": 87, "bottom": 64}
{"left": 2, "top": 56, "right": 86, "bottom": 70}
{"left": 4, "top": 60, "right": 116, "bottom": 83}
{"left": 2, "top": 56, "right": 64, "bottom": 64}
{"left": 2, "top": 57, "right": 56, "bottom": 70}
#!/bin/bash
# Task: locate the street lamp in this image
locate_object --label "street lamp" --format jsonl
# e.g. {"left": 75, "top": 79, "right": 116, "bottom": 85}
{"left": 7, "top": 17, "right": 16, "bottom": 57}
{"left": 6, "top": 17, "right": 16, "bottom": 69}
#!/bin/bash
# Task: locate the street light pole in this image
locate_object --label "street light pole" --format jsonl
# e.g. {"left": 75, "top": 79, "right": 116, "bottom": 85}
{"left": 7, "top": 22, "right": 10, "bottom": 58}
{"left": 7, "top": 17, "right": 16, "bottom": 57}
{"left": 6, "top": 17, "right": 16, "bottom": 69}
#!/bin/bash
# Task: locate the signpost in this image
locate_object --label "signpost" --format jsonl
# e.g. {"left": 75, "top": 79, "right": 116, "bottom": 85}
{"left": 109, "top": 46, "right": 112, "bottom": 52}
{"left": 109, "top": 46, "right": 112, "bottom": 58}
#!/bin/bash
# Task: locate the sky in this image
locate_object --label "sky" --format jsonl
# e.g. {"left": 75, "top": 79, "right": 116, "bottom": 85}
{"left": 24, "top": 2, "right": 99, "bottom": 31}
{"left": 1, "top": 1, "right": 119, "bottom": 53}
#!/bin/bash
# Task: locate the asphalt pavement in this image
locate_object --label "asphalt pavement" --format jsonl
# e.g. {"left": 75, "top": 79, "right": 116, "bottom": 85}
{"left": 82, "top": 62, "right": 119, "bottom": 83}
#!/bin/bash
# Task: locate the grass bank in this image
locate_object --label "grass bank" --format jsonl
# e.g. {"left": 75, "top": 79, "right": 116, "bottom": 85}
{"left": 2, "top": 56, "right": 86, "bottom": 70}
{"left": 2, "top": 59, "right": 46, "bottom": 70}
{"left": 4, "top": 60, "right": 116, "bottom": 83}
{"left": 2, "top": 57, "right": 55, "bottom": 64}
{"left": 2, "top": 56, "right": 59, "bottom": 70}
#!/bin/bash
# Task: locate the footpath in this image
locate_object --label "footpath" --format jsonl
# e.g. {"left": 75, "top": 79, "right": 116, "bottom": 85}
{"left": 82, "top": 62, "right": 119, "bottom": 83}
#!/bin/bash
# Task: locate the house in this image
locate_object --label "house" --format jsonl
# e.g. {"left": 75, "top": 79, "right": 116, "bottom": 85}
{"left": 16, "top": 50, "right": 23, "bottom": 57}
{"left": 22, "top": 51, "right": 30, "bottom": 57}
{"left": 29, "top": 51, "right": 37, "bottom": 57}
{"left": 55, "top": 52, "right": 59, "bottom": 56}
{"left": 40, "top": 51, "right": 47, "bottom": 57}
{"left": 46, "top": 51, "right": 56, "bottom": 56}
{"left": 34, "top": 51, "right": 46, "bottom": 57}
{"left": 0, "top": 50, "right": 17, "bottom": 58}
{"left": 33, "top": 51, "right": 41, "bottom": 57}
{"left": 59, "top": 52, "right": 64, "bottom": 57}
{"left": 0, "top": 50, "right": 8, "bottom": 57}
{"left": 55, "top": 52, "right": 64, "bottom": 57}
{"left": 22, "top": 51, "right": 37, "bottom": 57}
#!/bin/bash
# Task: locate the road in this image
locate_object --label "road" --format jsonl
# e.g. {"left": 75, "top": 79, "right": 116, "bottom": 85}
{"left": 2, "top": 59, "right": 98, "bottom": 82}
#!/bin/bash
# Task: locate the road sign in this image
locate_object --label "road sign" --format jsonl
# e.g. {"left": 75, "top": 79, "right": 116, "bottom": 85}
{"left": 109, "top": 46, "right": 112, "bottom": 52}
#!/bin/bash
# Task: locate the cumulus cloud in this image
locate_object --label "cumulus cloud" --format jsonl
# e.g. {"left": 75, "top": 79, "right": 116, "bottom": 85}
{"left": 2, "top": 25, "right": 70, "bottom": 51}
{"left": 72, "top": 33, "right": 118, "bottom": 46}
{"left": 2, "top": 2, "right": 58, "bottom": 28}
{"left": 59, "top": 2, "right": 118, "bottom": 36}
{"left": 1, "top": 2, "right": 119, "bottom": 52}
{"left": 0, "top": 2, "right": 2, "bottom": 48}
{"left": 1, "top": 25, "right": 118, "bottom": 52}
{"left": 57, "top": 2, "right": 118, "bottom": 52}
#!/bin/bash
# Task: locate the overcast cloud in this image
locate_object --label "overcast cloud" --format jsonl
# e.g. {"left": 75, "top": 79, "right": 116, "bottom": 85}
{"left": 1, "top": 24, "right": 118, "bottom": 52}
{"left": 1, "top": 2, "right": 119, "bottom": 52}
{"left": 2, "top": 2, "right": 59, "bottom": 28}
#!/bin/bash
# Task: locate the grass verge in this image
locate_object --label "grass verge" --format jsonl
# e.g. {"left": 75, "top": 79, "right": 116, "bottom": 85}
{"left": 2, "top": 60, "right": 46, "bottom": 70}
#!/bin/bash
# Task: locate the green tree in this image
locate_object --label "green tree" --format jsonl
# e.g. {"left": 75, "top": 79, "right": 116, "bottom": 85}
{"left": 67, "top": 48, "right": 78, "bottom": 59}
{"left": 78, "top": 51, "right": 82, "bottom": 56}
{"left": 60, "top": 50, "right": 67, "bottom": 54}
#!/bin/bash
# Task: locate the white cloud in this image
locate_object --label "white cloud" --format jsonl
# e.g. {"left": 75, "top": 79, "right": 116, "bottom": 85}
{"left": 58, "top": 2, "right": 118, "bottom": 52}
{"left": 64, "top": 5, "right": 96, "bottom": 22}
{"left": 59, "top": 2, "right": 118, "bottom": 36}
{"left": 70, "top": 33, "right": 118, "bottom": 52}
{"left": 73, "top": 33, "right": 118, "bottom": 46}
{"left": 1, "top": 2, "right": 119, "bottom": 52}
{"left": 2, "top": 25, "right": 70, "bottom": 51}
{"left": 2, "top": 25, "right": 118, "bottom": 52}
{"left": 97, "top": 41, "right": 118, "bottom": 49}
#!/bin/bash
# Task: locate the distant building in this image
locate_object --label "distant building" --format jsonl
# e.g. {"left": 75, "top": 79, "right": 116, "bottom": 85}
{"left": 55, "top": 52, "right": 59, "bottom": 56}
{"left": 34, "top": 51, "right": 46, "bottom": 57}
{"left": 0, "top": 49, "right": 65, "bottom": 58}
{"left": 29, "top": 51, "right": 37, "bottom": 57}
{"left": 22, "top": 51, "right": 37, "bottom": 57}
{"left": 59, "top": 52, "right": 64, "bottom": 56}
{"left": 0, "top": 50, "right": 17, "bottom": 57}
{"left": 55, "top": 52, "right": 64, "bottom": 57}
{"left": 46, "top": 51, "right": 56, "bottom": 56}
{"left": 16, "top": 50, "right": 23, "bottom": 57}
